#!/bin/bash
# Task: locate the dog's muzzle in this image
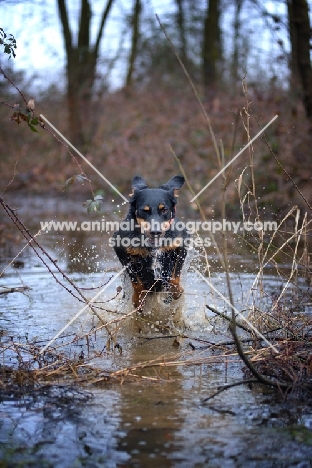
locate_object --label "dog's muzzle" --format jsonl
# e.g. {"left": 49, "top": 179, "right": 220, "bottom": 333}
{"left": 139, "top": 219, "right": 171, "bottom": 247}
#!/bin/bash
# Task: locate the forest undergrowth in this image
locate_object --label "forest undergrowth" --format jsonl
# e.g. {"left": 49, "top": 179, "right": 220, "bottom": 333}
{"left": 0, "top": 72, "right": 311, "bottom": 216}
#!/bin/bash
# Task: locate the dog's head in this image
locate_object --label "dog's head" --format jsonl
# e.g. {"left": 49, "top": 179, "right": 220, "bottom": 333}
{"left": 129, "top": 175, "right": 185, "bottom": 246}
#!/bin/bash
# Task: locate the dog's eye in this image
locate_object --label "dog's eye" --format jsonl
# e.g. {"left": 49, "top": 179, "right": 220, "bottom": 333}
{"left": 158, "top": 204, "right": 168, "bottom": 213}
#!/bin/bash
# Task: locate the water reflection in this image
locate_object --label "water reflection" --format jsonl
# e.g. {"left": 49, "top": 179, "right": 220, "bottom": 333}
{"left": 0, "top": 387, "right": 129, "bottom": 468}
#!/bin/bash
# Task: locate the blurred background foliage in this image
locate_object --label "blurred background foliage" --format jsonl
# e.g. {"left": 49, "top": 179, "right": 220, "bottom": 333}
{"left": 0, "top": 0, "right": 311, "bottom": 215}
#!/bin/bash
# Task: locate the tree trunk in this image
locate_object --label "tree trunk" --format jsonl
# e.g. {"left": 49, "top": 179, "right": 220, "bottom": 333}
{"left": 202, "top": 0, "right": 222, "bottom": 90}
{"left": 232, "top": 0, "right": 243, "bottom": 83}
{"left": 287, "top": 0, "right": 312, "bottom": 121}
{"left": 175, "top": 0, "right": 188, "bottom": 65}
{"left": 57, "top": 0, "right": 115, "bottom": 146}
{"left": 126, "top": 0, "right": 142, "bottom": 87}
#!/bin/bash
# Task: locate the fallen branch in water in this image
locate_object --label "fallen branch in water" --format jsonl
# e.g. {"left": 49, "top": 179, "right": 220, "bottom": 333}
{"left": 202, "top": 378, "right": 259, "bottom": 402}
{"left": 229, "top": 318, "right": 286, "bottom": 388}
{"left": 206, "top": 304, "right": 252, "bottom": 333}
{"left": 0, "top": 286, "right": 31, "bottom": 295}
{"left": 229, "top": 314, "right": 312, "bottom": 396}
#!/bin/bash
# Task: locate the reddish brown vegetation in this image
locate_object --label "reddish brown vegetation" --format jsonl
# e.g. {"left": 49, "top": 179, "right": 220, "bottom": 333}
{"left": 0, "top": 79, "right": 311, "bottom": 216}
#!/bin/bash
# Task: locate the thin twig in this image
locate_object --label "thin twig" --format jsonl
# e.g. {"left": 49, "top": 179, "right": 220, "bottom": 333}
{"left": 206, "top": 304, "right": 251, "bottom": 333}
{"left": 202, "top": 378, "right": 259, "bottom": 402}
{"left": 0, "top": 66, "right": 27, "bottom": 104}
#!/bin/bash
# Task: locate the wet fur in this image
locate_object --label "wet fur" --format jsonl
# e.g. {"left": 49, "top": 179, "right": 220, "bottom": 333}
{"left": 113, "top": 175, "right": 189, "bottom": 309}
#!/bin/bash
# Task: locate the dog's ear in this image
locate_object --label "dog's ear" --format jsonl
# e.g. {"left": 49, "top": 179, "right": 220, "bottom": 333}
{"left": 132, "top": 175, "right": 148, "bottom": 189}
{"left": 129, "top": 175, "right": 148, "bottom": 198}
{"left": 159, "top": 175, "right": 185, "bottom": 198}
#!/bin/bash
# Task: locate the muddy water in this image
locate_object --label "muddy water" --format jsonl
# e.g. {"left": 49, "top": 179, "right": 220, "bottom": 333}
{"left": 1, "top": 194, "right": 312, "bottom": 467}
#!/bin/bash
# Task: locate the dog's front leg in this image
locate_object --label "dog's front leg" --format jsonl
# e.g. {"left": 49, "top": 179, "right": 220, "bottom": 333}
{"left": 165, "top": 247, "right": 187, "bottom": 300}
{"left": 167, "top": 277, "right": 184, "bottom": 300}
{"left": 131, "top": 278, "right": 145, "bottom": 309}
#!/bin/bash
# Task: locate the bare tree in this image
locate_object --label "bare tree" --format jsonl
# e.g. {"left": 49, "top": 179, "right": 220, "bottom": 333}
{"left": 126, "top": 0, "right": 142, "bottom": 87}
{"left": 57, "top": 0, "right": 115, "bottom": 146}
{"left": 202, "top": 0, "right": 222, "bottom": 90}
{"left": 175, "top": 0, "right": 188, "bottom": 65}
{"left": 232, "top": 0, "right": 244, "bottom": 83}
{"left": 287, "top": 0, "right": 312, "bottom": 122}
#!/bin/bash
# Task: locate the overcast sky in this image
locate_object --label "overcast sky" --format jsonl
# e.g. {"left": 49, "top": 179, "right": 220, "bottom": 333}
{"left": 1, "top": 0, "right": 289, "bottom": 93}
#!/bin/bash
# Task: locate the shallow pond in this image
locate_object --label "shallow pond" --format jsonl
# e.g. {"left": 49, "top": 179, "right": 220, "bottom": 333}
{"left": 1, "top": 194, "right": 312, "bottom": 467}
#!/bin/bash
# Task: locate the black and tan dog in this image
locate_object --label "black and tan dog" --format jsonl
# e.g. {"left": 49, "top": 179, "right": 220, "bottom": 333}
{"left": 113, "top": 175, "right": 189, "bottom": 309}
